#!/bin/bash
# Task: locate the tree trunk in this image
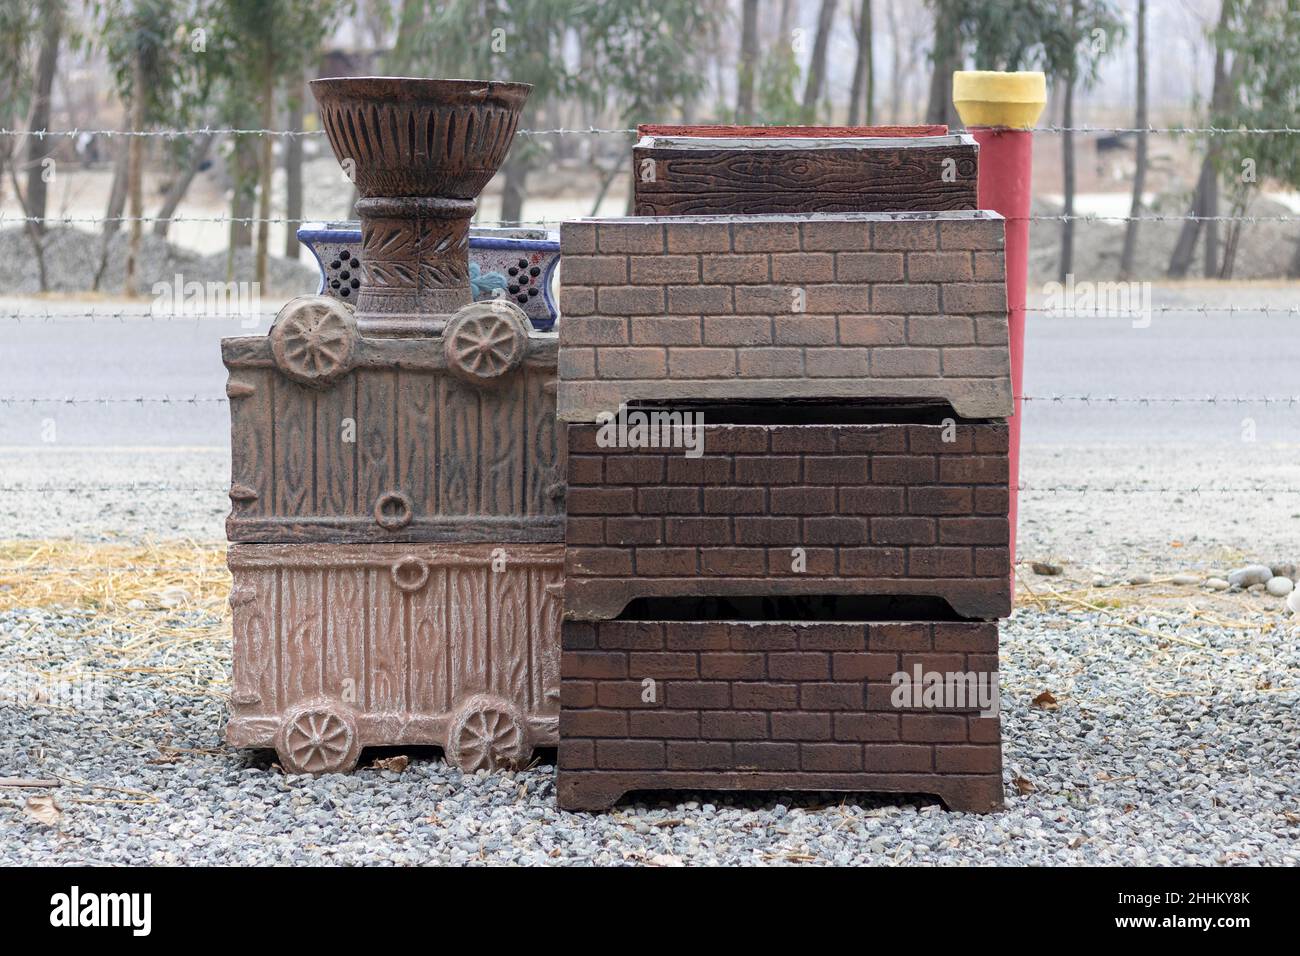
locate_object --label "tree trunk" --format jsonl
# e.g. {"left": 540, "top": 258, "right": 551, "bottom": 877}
{"left": 255, "top": 69, "right": 275, "bottom": 287}
{"left": 500, "top": 149, "right": 528, "bottom": 224}
{"left": 887, "top": 0, "right": 902, "bottom": 123}
{"left": 92, "top": 142, "right": 130, "bottom": 291}
{"left": 25, "top": 0, "right": 62, "bottom": 235}
{"left": 124, "top": 52, "right": 145, "bottom": 297}
{"left": 1168, "top": 0, "right": 1236, "bottom": 278}
{"left": 153, "top": 133, "right": 213, "bottom": 239}
{"left": 228, "top": 134, "right": 258, "bottom": 278}
{"left": 847, "top": 1, "right": 873, "bottom": 125}
{"left": 801, "top": 0, "right": 840, "bottom": 123}
{"left": 1167, "top": 158, "right": 1212, "bottom": 277}
{"left": 925, "top": 0, "right": 960, "bottom": 127}
{"left": 1118, "top": 0, "right": 1147, "bottom": 280}
{"left": 1059, "top": 60, "right": 1076, "bottom": 282}
{"left": 737, "top": 0, "right": 759, "bottom": 124}
{"left": 283, "top": 73, "right": 305, "bottom": 259}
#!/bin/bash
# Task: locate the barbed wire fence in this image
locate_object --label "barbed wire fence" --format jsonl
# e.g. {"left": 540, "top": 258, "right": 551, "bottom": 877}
{"left": 0, "top": 122, "right": 1297, "bottom": 509}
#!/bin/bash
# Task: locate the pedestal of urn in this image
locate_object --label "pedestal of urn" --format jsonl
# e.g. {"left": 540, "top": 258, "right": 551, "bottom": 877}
{"left": 311, "top": 77, "right": 533, "bottom": 337}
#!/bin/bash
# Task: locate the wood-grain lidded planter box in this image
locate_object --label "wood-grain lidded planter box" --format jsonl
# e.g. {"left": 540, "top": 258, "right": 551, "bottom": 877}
{"left": 222, "top": 311, "right": 565, "bottom": 544}
{"left": 564, "top": 414, "right": 1011, "bottom": 622}
{"left": 557, "top": 211, "right": 1010, "bottom": 423}
{"left": 632, "top": 132, "right": 978, "bottom": 217}
{"left": 556, "top": 618, "right": 1002, "bottom": 812}
{"left": 226, "top": 542, "right": 562, "bottom": 774}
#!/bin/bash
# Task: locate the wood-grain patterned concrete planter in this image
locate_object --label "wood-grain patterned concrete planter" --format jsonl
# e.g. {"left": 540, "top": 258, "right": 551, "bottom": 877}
{"left": 632, "top": 133, "right": 978, "bottom": 216}
{"left": 556, "top": 618, "right": 1002, "bottom": 812}
{"left": 223, "top": 298, "right": 564, "bottom": 544}
{"left": 311, "top": 77, "right": 531, "bottom": 337}
{"left": 564, "top": 415, "right": 1011, "bottom": 622}
{"left": 226, "top": 543, "right": 562, "bottom": 774}
{"left": 557, "top": 211, "right": 1010, "bottom": 423}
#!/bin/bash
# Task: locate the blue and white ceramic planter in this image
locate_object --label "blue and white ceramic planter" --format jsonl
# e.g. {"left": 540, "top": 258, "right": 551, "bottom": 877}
{"left": 298, "top": 222, "right": 561, "bottom": 331}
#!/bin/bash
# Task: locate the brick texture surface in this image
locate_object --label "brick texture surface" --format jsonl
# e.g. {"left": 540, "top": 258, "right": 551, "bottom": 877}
{"left": 557, "top": 212, "right": 1010, "bottom": 422}
{"left": 563, "top": 421, "right": 1011, "bottom": 621}
{"left": 557, "top": 619, "right": 1002, "bottom": 812}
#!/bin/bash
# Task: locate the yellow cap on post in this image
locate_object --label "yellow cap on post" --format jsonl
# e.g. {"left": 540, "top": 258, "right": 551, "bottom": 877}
{"left": 952, "top": 71, "right": 1047, "bottom": 129}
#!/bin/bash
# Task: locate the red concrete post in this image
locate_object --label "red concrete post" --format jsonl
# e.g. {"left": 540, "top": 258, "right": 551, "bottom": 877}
{"left": 953, "top": 72, "right": 1047, "bottom": 594}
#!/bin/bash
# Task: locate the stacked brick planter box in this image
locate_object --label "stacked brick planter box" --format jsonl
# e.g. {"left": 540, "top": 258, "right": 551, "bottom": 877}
{"left": 556, "top": 209, "right": 1012, "bottom": 813}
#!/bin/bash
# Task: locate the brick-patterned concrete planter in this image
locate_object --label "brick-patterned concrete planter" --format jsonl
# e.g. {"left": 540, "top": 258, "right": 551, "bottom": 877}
{"left": 564, "top": 417, "right": 1010, "bottom": 622}
{"left": 226, "top": 542, "right": 562, "bottom": 773}
{"left": 557, "top": 211, "right": 1009, "bottom": 422}
{"left": 633, "top": 133, "right": 978, "bottom": 216}
{"left": 557, "top": 619, "right": 1002, "bottom": 812}
{"left": 223, "top": 311, "right": 564, "bottom": 544}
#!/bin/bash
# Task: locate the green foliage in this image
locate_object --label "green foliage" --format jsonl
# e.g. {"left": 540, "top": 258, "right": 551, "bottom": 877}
{"left": 755, "top": 46, "right": 804, "bottom": 125}
{"left": 0, "top": 0, "right": 41, "bottom": 124}
{"left": 577, "top": 0, "right": 713, "bottom": 125}
{"left": 1211, "top": 0, "right": 1300, "bottom": 188}
{"left": 927, "top": 0, "right": 1124, "bottom": 85}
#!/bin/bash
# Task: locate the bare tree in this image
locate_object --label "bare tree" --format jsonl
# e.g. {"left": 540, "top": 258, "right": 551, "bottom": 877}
{"left": 124, "top": 50, "right": 145, "bottom": 296}
{"left": 1168, "top": 0, "right": 1241, "bottom": 278}
{"left": 154, "top": 134, "right": 214, "bottom": 239}
{"left": 737, "top": 0, "right": 760, "bottom": 123}
{"left": 1118, "top": 0, "right": 1146, "bottom": 279}
{"left": 1058, "top": 0, "right": 1081, "bottom": 283}
{"left": 925, "top": 0, "right": 961, "bottom": 127}
{"left": 283, "top": 70, "right": 306, "bottom": 259}
{"left": 887, "top": 0, "right": 902, "bottom": 122}
{"left": 25, "top": 0, "right": 62, "bottom": 234}
{"left": 847, "top": 0, "right": 874, "bottom": 125}
{"left": 801, "top": 0, "right": 841, "bottom": 123}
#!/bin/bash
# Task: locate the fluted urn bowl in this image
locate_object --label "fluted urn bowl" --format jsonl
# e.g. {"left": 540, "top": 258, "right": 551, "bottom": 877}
{"left": 311, "top": 77, "right": 532, "bottom": 199}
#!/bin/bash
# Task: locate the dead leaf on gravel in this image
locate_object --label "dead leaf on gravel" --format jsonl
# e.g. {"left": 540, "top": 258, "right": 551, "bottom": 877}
{"left": 1031, "top": 562, "right": 1064, "bottom": 576}
{"left": 370, "top": 755, "right": 409, "bottom": 773}
{"left": 24, "top": 795, "right": 62, "bottom": 826}
{"left": 649, "top": 853, "right": 684, "bottom": 867}
{"left": 1013, "top": 776, "right": 1037, "bottom": 795}
{"left": 1032, "top": 690, "right": 1059, "bottom": 710}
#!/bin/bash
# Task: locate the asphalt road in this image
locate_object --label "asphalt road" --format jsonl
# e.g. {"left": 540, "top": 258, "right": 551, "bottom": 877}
{"left": 0, "top": 286, "right": 1297, "bottom": 447}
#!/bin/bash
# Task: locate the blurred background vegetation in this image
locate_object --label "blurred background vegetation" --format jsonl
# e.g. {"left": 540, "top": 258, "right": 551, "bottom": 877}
{"left": 0, "top": 0, "right": 1297, "bottom": 293}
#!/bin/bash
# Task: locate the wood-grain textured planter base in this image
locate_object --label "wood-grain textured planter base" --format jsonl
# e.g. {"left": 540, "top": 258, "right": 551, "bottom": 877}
{"left": 633, "top": 133, "right": 978, "bottom": 216}
{"left": 557, "top": 619, "right": 1002, "bottom": 813}
{"left": 226, "top": 542, "right": 562, "bottom": 774}
{"left": 223, "top": 330, "right": 565, "bottom": 544}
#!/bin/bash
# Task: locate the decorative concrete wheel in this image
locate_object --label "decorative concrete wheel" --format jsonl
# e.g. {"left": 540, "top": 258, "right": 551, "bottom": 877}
{"left": 275, "top": 701, "right": 360, "bottom": 775}
{"left": 270, "top": 295, "right": 359, "bottom": 388}
{"left": 445, "top": 694, "right": 529, "bottom": 772}
{"left": 443, "top": 301, "right": 528, "bottom": 386}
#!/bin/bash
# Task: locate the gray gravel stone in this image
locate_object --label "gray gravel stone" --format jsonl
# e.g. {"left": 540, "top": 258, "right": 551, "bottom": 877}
{"left": 4, "top": 601, "right": 1297, "bottom": 866}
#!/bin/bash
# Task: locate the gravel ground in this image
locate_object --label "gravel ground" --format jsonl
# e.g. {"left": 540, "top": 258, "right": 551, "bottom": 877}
{"left": 2, "top": 441, "right": 1298, "bottom": 864}
{"left": 2, "top": 598, "right": 1296, "bottom": 865}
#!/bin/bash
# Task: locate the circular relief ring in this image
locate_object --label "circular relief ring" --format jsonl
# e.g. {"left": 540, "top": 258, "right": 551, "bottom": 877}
{"left": 390, "top": 556, "right": 430, "bottom": 593}
{"left": 373, "top": 490, "right": 414, "bottom": 530}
